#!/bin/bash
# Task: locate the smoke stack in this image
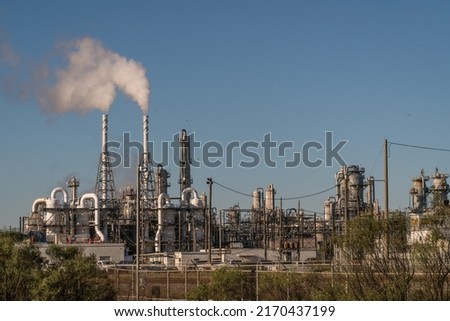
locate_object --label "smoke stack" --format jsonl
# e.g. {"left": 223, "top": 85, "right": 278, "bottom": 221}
{"left": 143, "top": 114, "right": 149, "bottom": 164}
{"left": 101, "top": 114, "right": 108, "bottom": 204}
{"left": 179, "top": 129, "right": 192, "bottom": 197}
{"left": 139, "top": 114, "right": 151, "bottom": 202}
{"left": 102, "top": 114, "right": 108, "bottom": 155}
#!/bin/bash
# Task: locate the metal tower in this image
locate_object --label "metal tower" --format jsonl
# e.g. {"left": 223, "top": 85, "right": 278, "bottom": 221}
{"left": 95, "top": 114, "right": 117, "bottom": 208}
{"left": 138, "top": 114, "right": 155, "bottom": 206}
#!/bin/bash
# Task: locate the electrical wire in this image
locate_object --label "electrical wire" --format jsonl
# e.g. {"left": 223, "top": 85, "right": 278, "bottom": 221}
{"left": 281, "top": 185, "right": 336, "bottom": 200}
{"left": 367, "top": 143, "right": 384, "bottom": 176}
{"left": 212, "top": 180, "right": 253, "bottom": 197}
{"left": 212, "top": 179, "right": 335, "bottom": 201}
{"left": 390, "top": 141, "right": 450, "bottom": 153}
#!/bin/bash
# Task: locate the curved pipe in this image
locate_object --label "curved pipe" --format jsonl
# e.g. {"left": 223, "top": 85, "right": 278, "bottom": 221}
{"left": 32, "top": 198, "right": 47, "bottom": 213}
{"left": 181, "top": 187, "right": 203, "bottom": 208}
{"left": 181, "top": 187, "right": 199, "bottom": 202}
{"left": 155, "top": 193, "right": 171, "bottom": 253}
{"left": 50, "top": 187, "right": 69, "bottom": 205}
{"left": 78, "top": 193, "right": 105, "bottom": 242}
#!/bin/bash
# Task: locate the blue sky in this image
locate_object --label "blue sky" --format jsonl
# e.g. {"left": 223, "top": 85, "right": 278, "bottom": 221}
{"left": 1, "top": 0, "right": 450, "bottom": 228}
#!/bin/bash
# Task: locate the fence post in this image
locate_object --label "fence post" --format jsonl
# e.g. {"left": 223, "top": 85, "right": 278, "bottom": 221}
{"left": 167, "top": 270, "right": 170, "bottom": 300}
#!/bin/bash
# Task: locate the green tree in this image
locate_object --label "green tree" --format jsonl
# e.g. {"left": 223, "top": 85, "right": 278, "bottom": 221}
{"left": 412, "top": 206, "right": 450, "bottom": 300}
{"left": 335, "top": 214, "right": 414, "bottom": 300}
{"left": 0, "top": 232, "right": 44, "bottom": 300}
{"left": 34, "top": 245, "right": 116, "bottom": 300}
{"left": 258, "top": 271, "right": 331, "bottom": 300}
{"left": 188, "top": 267, "right": 254, "bottom": 300}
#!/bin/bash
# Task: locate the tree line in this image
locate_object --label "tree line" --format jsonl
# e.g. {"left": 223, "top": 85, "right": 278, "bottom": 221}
{"left": 0, "top": 232, "right": 116, "bottom": 300}
{"left": 188, "top": 208, "right": 450, "bottom": 300}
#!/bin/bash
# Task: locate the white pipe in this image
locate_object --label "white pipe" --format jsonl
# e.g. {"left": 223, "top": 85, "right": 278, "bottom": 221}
{"left": 181, "top": 187, "right": 199, "bottom": 203}
{"left": 50, "top": 187, "right": 69, "bottom": 204}
{"left": 155, "top": 193, "right": 171, "bottom": 253}
{"left": 79, "top": 193, "right": 105, "bottom": 242}
{"left": 182, "top": 187, "right": 203, "bottom": 208}
{"left": 32, "top": 198, "right": 47, "bottom": 213}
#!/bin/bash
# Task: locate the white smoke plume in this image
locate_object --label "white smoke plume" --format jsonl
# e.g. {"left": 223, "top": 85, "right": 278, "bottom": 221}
{"left": 39, "top": 37, "right": 150, "bottom": 114}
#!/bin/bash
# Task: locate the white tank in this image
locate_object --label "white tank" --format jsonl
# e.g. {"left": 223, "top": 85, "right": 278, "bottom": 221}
{"left": 347, "top": 165, "right": 365, "bottom": 204}
{"left": 265, "top": 184, "right": 276, "bottom": 211}
{"left": 410, "top": 171, "right": 429, "bottom": 211}
{"left": 366, "top": 176, "right": 375, "bottom": 204}
{"left": 431, "top": 171, "right": 449, "bottom": 205}
{"left": 193, "top": 209, "right": 205, "bottom": 242}
{"left": 155, "top": 165, "right": 170, "bottom": 196}
{"left": 324, "top": 198, "right": 336, "bottom": 221}
{"left": 227, "top": 205, "right": 240, "bottom": 227}
{"left": 161, "top": 208, "right": 177, "bottom": 252}
{"left": 252, "top": 190, "right": 261, "bottom": 209}
{"left": 45, "top": 198, "right": 60, "bottom": 243}
{"left": 335, "top": 168, "right": 345, "bottom": 199}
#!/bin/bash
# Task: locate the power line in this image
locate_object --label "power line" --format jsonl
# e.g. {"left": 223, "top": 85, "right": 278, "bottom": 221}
{"left": 212, "top": 180, "right": 253, "bottom": 197}
{"left": 390, "top": 141, "right": 450, "bottom": 153}
{"left": 212, "top": 179, "right": 335, "bottom": 201}
{"left": 368, "top": 143, "right": 384, "bottom": 176}
{"left": 282, "top": 185, "right": 336, "bottom": 200}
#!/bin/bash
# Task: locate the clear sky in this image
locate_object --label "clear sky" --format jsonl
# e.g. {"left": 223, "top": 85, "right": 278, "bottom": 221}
{"left": 1, "top": 0, "right": 450, "bottom": 228}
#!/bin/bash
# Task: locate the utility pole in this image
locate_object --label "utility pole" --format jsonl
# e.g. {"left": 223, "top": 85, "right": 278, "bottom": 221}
{"left": 384, "top": 139, "right": 390, "bottom": 260}
{"left": 207, "top": 178, "right": 213, "bottom": 264}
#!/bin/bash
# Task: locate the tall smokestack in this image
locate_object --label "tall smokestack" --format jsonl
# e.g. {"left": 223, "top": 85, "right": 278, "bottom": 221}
{"left": 95, "top": 113, "right": 115, "bottom": 242}
{"left": 139, "top": 114, "right": 151, "bottom": 203}
{"left": 143, "top": 114, "right": 149, "bottom": 164}
{"left": 102, "top": 114, "right": 108, "bottom": 203}
{"left": 179, "top": 129, "right": 192, "bottom": 198}
{"left": 102, "top": 114, "right": 108, "bottom": 155}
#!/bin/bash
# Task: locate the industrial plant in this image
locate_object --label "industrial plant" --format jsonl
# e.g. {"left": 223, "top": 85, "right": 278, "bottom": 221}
{"left": 19, "top": 106, "right": 450, "bottom": 271}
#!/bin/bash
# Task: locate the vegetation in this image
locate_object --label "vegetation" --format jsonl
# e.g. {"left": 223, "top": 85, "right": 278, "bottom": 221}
{"left": 3, "top": 206, "right": 450, "bottom": 301}
{"left": 187, "top": 209, "right": 450, "bottom": 301}
{"left": 0, "top": 232, "right": 116, "bottom": 301}
{"left": 412, "top": 206, "right": 450, "bottom": 300}
{"left": 0, "top": 232, "right": 43, "bottom": 300}
{"left": 187, "top": 267, "right": 255, "bottom": 300}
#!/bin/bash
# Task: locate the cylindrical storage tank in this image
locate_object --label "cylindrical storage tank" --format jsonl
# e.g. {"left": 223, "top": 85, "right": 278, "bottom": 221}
{"left": 193, "top": 209, "right": 205, "bottom": 243}
{"left": 433, "top": 176, "right": 446, "bottom": 190}
{"left": 324, "top": 198, "right": 335, "bottom": 221}
{"left": 410, "top": 172, "right": 428, "bottom": 211}
{"left": 155, "top": 165, "right": 170, "bottom": 196}
{"left": 227, "top": 205, "right": 240, "bottom": 227}
{"left": 252, "top": 190, "right": 261, "bottom": 209}
{"left": 335, "top": 168, "right": 345, "bottom": 199}
{"left": 347, "top": 165, "right": 364, "bottom": 205}
{"left": 265, "top": 184, "right": 276, "bottom": 211}
{"left": 45, "top": 198, "right": 60, "bottom": 243}
{"left": 161, "top": 208, "right": 177, "bottom": 252}
{"left": 122, "top": 186, "right": 135, "bottom": 221}
{"left": 431, "top": 172, "right": 450, "bottom": 205}
{"left": 74, "top": 212, "right": 90, "bottom": 242}
{"left": 366, "top": 176, "right": 375, "bottom": 204}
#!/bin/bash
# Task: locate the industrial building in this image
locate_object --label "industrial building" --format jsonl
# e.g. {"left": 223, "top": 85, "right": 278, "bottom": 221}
{"left": 20, "top": 112, "right": 328, "bottom": 266}
{"left": 20, "top": 111, "right": 450, "bottom": 268}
